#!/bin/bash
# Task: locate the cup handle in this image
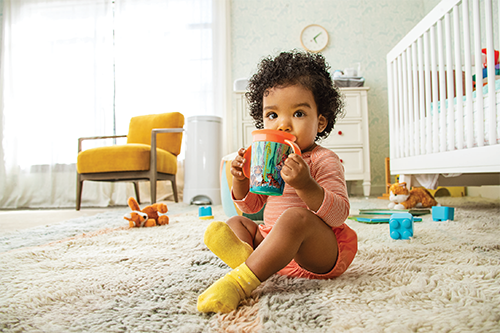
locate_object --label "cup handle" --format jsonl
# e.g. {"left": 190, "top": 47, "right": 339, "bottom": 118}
{"left": 242, "top": 146, "right": 252, "bottom": 178}
{"left": 284, "top": 140, "right": 301, "bottom": 156}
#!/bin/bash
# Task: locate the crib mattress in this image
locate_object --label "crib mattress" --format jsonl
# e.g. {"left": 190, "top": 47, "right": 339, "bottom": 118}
{"left": 429, "top": 79, "right": 500, "bottom": 149}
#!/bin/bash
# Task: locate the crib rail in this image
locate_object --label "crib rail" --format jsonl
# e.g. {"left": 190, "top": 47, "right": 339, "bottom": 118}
{"left": 387, "top": 0, "right": 499, "bottom": 161}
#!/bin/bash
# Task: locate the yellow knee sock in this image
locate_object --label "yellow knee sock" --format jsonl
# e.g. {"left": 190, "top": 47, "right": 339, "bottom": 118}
{"left": 197, "top": 263, "right": 261, "bottom": 313}
{"left": 204, "top": 221, "right": 253, "bottom": 269}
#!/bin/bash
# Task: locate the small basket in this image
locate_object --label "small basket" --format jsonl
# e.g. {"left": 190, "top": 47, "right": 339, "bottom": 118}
{"left": 333, "top": 77, "right": 365, "bottom": 87}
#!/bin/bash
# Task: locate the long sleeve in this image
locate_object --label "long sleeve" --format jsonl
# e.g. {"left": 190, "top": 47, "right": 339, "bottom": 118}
{"left": 232, "top": 190, "right": 267, "bottom": 214}
{"left": 308, "top": 147, "right": 350, "bottom": 228}
{"left": 232, "top": 145, "right": 349, "bottom": 228}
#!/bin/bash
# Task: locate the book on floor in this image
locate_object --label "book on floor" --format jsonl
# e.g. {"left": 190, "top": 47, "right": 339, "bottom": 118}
{"left": 358, "top": 208, "right": 431, "bottom": 216}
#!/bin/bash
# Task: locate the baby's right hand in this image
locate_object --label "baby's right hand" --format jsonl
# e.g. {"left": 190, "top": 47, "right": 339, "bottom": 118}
{"left": 231, "top": 147, "right": 247, "bottom": 181}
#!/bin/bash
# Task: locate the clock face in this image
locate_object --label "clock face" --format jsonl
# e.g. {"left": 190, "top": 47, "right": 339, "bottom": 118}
{"left": 300, "top": 24, "right": 329, "bottom": 53}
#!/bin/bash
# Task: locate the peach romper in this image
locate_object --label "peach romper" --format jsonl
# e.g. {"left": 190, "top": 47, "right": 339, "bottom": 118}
{"left": 233, "top": 145, "right": 358, "bottom": 279}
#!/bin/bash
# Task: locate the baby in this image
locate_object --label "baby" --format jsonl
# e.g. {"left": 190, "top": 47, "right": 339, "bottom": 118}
{"left": 198, "top": 50, "right": 357, "bottom": 313}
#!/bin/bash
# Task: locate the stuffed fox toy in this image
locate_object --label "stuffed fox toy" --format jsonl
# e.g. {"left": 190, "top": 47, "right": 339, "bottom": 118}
{"left": 388, "top": 182, "right": 438, "bottom": 210}
{"left": 123, "top": 197, "right": 169, "bottom": 227}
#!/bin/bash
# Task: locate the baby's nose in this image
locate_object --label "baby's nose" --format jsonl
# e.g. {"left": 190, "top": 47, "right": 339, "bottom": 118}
{"left": 277, "top": 121, "right": 292, "bottom": 132}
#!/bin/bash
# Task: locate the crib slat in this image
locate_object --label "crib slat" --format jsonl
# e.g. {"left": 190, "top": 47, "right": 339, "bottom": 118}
{"left": 395, "top": 58, "right": 402, "bottom": 159}
{"left": 392, "top": 59, "right": 400, "bottom": 159}
{"left": 403, "top": 49, "right": 413, "bottom": 156}
{"left": 388, "top": 59, "right": 396, "bottom": 159}
{"left": 418, "top": 36, "right": 426, "bottom": 155}
{"left": 462, "top": 0, "right": 474, "bottom": 149}
{"left": 453, "top": 4, "right": 464, "bottom": 150}
{"left": 437, "top": 18, "right": 447, "bottom": 152}
{"left": 397, "top": 55, "right": 405, "bottom": 157}
{"left": 484, "top": 0, "right": 497, "bottom": 146}
{"left": 430, "top": 25, "right": 440, "bottom": 153}
{"left": 412, "top": 42, "right": 420, "bottom": 156}
{"left": 424, "top": 30, "right": 433, "bottom": 155}
{"left": 394, "top": 57, "right": 402, "bottom": 158}
{"left": 445, "top": 12, "right": 455, "bottom": 152}
{"left": 406, "top": 48, "right": 415, "bottom": 156}
{"left": 402, "top": 51, "right": 409, "bottom": 157}
{"left": 473, "top": 0, "right": 484, "bottom": 147}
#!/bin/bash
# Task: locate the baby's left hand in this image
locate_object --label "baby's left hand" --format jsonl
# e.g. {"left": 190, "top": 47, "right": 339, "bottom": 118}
{"left": 281, "top": 154, "right": 313, "bottom": 190}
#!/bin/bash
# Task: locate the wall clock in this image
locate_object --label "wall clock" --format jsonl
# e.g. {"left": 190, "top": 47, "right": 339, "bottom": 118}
{"left": 300, "top": 24, "right": 329, "bottom": 53}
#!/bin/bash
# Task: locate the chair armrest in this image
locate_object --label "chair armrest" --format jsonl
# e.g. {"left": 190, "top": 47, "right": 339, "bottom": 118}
{"left": 150, "top": 128, "right": 185, "bottom": 148}
{"left": 150, "top": 128, "right": 185, "bottom": 173}
{"left": 78, "top": 135, "right": 127, "bottom": 153}
{"left": 151, "top": 128, "right": 185, "bottom": 134}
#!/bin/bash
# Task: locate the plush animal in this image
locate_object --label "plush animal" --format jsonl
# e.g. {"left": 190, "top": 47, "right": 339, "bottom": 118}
{"left": 124, "top": 209, "right": 154, "bottom": 228}
{"left": 388, "top": 182, "right": 438, "bottom": 210}
{"left": 123, "top": 197, "right": 169, "bottom": 227}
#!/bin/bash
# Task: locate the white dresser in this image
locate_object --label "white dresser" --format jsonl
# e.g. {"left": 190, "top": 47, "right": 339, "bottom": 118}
{"left": 233, "top": 87, "right": 371, "bottom": 197}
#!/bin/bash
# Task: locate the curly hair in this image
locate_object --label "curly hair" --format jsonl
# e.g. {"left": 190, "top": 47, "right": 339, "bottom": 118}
{"left": 245, "top": 50, "right": 344, "bottom": 141}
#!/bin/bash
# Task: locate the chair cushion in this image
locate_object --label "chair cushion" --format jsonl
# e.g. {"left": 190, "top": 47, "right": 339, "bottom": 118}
{"left": 77, "top": 144, "right": 177, "bottom": 174}
{"left": 127, "top": 112, "right": 184, "bottom": 156}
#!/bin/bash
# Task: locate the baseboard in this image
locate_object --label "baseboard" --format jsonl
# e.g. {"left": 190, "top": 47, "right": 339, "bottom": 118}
{"left": 348, "top": 182, "right": 385, "bottom": 197}
{"left": 466, "top": 186, "right": 500, "bottom": 200}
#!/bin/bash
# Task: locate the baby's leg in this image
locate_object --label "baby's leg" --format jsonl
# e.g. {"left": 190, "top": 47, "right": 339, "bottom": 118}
{"left": 226, "top": 215, "right": 265, "bottom": 249}
{"left": 197, "top": 208, "right": 337, "bottom": 313}
{"left": 204, "top": 216, "right": 263, "bottom": 269}
{"left": 198, "top": 216, "right": 264, "bottom": 313}
{"left": 246, "top": 207, "right": 338, "bottom": 281}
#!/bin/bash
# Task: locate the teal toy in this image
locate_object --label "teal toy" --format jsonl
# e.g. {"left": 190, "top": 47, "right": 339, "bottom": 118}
{"left": 389, "top": 213, "right": 414, "bottom": 240}
{"left": 432, "top": 206, "right": 455, "bottom": 221}
{"left": 199, "top": 206, "right": 214, "bottom": 220}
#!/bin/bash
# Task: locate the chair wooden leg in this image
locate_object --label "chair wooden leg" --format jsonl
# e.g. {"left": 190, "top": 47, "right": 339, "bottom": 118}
{"left": 150, "top": 180, "right": 157, "bottom": 204}
{"left": 76, "top": 175, "right": 83, "bottom": 211}
{"left": 171, "top": 177, "right": 179, "bottom": 203}
{"left": 133, "top": 182, "right": 141, "bottom": 204}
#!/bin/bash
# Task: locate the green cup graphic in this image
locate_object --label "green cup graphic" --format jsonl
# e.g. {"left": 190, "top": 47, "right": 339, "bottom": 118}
{"left": 242, "top": 129, "right": 301, "bottom": 196}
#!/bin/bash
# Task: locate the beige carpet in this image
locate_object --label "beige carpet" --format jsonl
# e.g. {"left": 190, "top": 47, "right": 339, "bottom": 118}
{"left": 0, "top": 197, "right": 499, "bottom": 332}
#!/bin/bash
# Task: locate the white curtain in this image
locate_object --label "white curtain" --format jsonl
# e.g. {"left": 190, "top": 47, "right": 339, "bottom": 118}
{"left": 0, "top": 0, "right": 228, "bottom": 208}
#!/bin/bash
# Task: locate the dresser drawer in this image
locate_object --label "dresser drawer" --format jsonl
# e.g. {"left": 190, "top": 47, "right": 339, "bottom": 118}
{"left": 321, "top": 121, "right": 363, "bottom": 147}
{"left": 334, "top": 148, "right": 364, "bottom": 176}
{"left": 343, "top": 92, "right": 362, "bottom": 118}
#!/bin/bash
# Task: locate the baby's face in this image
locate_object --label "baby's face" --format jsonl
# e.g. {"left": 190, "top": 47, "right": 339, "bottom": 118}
{"left": 262, "top": 84, "right": 326, "bottom": 152}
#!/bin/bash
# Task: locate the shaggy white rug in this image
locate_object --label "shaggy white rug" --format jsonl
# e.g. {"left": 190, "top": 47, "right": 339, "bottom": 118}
{"left": 1, "top": 197, "right": 499, "bottom": 332}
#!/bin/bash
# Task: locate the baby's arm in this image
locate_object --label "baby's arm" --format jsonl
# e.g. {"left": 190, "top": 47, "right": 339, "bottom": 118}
{"left": 281, "top": 150, "right": 350, "bottom": 227}
{"left": 280, "top": 153, "right": 324, "bottom": 211}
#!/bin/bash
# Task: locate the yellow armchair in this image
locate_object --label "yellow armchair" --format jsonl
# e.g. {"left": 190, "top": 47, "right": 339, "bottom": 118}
{"left": 76, "top": 112, "right": 184, "bottom": 210}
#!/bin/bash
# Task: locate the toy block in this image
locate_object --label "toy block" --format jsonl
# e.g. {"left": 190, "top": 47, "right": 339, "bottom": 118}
{"left": 199, "top": 206, "right": 214, "bottom": 220}
{"left": 389, "top": 213, "right": 414, "bottom": 240}
{"left": 432, "top": 206, "right": 455, "bottom": 221}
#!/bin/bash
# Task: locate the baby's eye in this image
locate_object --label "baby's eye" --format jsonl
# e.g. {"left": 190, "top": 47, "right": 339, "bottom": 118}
{"left": 266, "top": 112, "right": 278, "bottom": 120}
{"left": 294, "top": 111, "right": 304, "bottom": 118}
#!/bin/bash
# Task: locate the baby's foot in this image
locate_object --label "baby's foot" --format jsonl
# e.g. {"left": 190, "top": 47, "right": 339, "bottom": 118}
{"left": 204, "top": 221, "right": 253, "bottom": 268}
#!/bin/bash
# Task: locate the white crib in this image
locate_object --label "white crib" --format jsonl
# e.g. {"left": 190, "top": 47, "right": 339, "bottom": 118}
{"left": 387, "top": 0, "right": 500, "bottom": 189}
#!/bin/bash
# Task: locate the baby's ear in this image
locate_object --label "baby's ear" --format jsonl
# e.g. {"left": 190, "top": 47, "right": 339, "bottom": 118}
{"left": 317, "top": 114, "right": 327, "bottom": 133}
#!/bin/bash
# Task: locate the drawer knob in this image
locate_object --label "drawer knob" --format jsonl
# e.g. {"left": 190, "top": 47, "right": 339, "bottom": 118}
{"left": 338, "top": 130, "right": 343, "bottom": 135}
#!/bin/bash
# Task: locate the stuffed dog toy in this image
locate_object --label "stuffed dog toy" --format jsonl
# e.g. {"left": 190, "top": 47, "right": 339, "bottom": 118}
{"left": 124, "top": 197, "right": 169, "bottom": 227}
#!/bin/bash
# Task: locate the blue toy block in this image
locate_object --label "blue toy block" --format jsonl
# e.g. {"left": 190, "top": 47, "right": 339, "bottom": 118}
{"left": 389, "top": 213, "right": 414, "bottom": 240}
{"left": 199, "top": 206, "right": 214, "bottom": 220}
{"left": 432, "top": 206, "right": 455, "bottom": 221}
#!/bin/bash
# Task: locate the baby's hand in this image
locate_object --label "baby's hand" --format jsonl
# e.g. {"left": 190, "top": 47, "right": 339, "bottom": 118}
{"left": 231, "top": 147, "right": 247, "bottom": 181}
{"left": 281, "top": 154, "right": 313, "bottom": 190}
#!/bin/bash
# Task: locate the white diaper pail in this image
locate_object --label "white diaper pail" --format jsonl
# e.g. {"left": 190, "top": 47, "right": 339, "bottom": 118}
{"left": 183, "top": 115, "right": 222, "bottom": 205}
